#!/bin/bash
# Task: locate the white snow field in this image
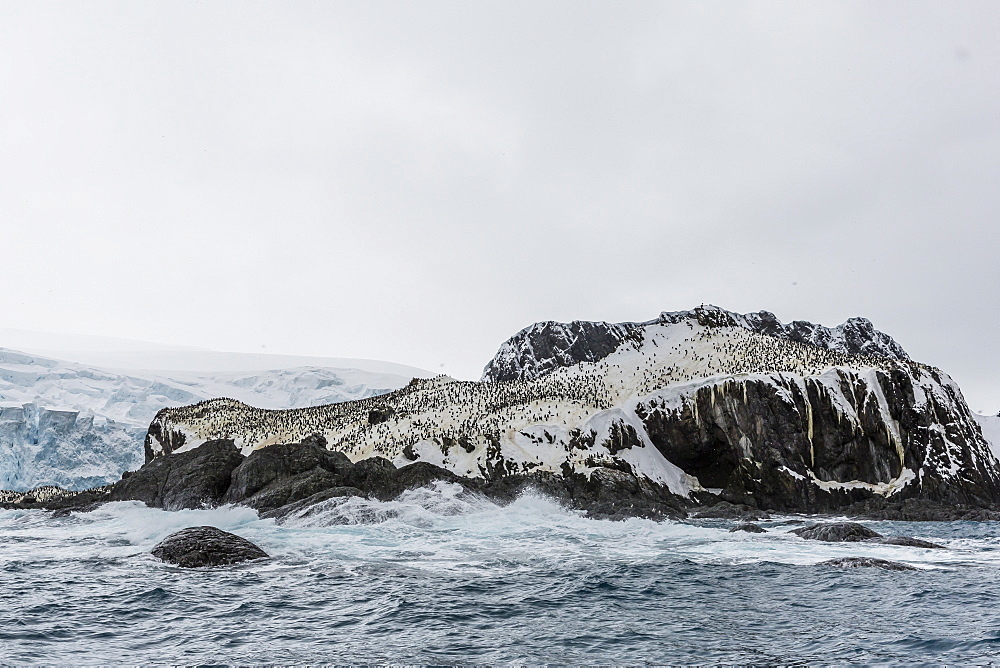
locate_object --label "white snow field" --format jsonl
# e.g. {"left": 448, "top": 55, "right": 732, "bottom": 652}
{"left": 975, "top": 413, "right": 1000, "bottom": 460}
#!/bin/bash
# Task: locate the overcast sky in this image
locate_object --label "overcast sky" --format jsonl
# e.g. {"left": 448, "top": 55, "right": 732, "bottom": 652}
{"left": 1, "top": 1, "right": 998, "bottom": 410}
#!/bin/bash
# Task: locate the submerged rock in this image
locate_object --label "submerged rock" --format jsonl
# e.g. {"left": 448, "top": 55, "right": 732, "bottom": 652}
{"left": 730, "top": 523, "right": 767, "bottom": 533}
{"left": 478, "top": 467, "right": 687, "bottom": 522}
{"left": 151, "top": 526, "right": 268, "bottom": 567}
{"left": 846, "top": 497, "right": 1000, "bottom": 521}
{"left": 868, "top": 536, "right": 946, "bottom": 549}
{"left": 818, "top": 557, "right": 917, "bottom": 571}
{"left": 259, "top": 486, "right": 365, "bottom": 522}
{"left": 98, "top": 437, "right": 688, "bottom": 522}
{"left": 693, "top": 501, "right": 770, "bottom": 520}
{"left": 790, "top": 522, "right": 946, "bottom": 548}
{"left": 791, "top": 522, "right": 882, "bottom": 542}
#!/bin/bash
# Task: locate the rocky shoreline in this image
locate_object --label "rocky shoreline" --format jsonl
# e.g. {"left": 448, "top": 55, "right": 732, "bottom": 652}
{"left": 0, "top": 437, "right": 687, "bottom": 521}
{"left": 4, "top": 435, "right": 1000, "bottom": 523}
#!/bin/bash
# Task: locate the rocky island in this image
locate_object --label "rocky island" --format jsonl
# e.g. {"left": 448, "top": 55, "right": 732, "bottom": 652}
{"left": 4, "top": 305, "right": 999, "bottom": 522}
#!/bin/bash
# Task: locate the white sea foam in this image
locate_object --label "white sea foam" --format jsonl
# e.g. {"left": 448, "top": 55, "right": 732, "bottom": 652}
{"left": 2, "top": 488, "right": 996, "bottom": 576}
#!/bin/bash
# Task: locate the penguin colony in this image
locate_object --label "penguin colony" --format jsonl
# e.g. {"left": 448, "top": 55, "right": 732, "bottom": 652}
{"left": 0, "top": 484, "right": 108, "bottom": 505}
{"left": 149, "top": 316, "right": 936, "bottom": 479}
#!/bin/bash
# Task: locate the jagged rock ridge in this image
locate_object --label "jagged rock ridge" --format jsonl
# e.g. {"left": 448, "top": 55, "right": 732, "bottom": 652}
{"left": 481, "top": 305, "right": 910, "bottom": 383}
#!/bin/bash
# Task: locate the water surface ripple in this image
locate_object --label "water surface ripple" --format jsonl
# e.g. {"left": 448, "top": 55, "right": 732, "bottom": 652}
{"left": 2, "top": 483, "right": 1000, "bottom": 665}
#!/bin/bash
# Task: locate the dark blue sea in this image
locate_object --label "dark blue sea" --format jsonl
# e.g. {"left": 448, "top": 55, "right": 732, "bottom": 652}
{"left": 3, "top": 483, "right": 1000, "bottom": 665}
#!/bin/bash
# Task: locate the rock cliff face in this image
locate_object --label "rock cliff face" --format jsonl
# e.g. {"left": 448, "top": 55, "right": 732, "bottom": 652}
{"left": 139, "top": 306, "right": 1000, "bottom": 515}
{"left": 632, "top": 368, "right": 1000, "bottom": 511}
{"left": 109, "top": 439, "right": 246, "bottom": 511}
{"left": 481, "top": 305, "right": 910, "bottom": 383}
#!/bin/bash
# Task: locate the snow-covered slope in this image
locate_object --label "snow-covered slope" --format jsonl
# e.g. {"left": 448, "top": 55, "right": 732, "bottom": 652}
{"left": 0, "top": 347, "right": 431, "bottom": 491}
{"left": 148, "top": 307, "right": 1000, "bottom": 510}
{"left": 975, "top": 413, "right": 1000, "bottom": 460}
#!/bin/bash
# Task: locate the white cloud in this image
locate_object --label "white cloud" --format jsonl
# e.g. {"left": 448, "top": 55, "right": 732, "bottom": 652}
{"left": 0, "top": 1, "right": 997, "bottom": 409}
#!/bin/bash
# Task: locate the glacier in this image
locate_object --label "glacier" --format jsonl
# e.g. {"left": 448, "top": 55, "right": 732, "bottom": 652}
{"left": 0, "top": 346, "right": 430, "bottom": 491}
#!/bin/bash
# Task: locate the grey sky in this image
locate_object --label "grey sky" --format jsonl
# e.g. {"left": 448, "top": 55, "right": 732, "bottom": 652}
{"left": 1, "top": 1, "right": 998, "bottom": 411}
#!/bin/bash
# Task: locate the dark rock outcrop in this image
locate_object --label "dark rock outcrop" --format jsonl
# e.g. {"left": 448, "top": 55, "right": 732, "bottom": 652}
{"left": 258, "top": 460, "right": 687, "bottom": 523}
{"left": 222, "top": 436, "right": 353, "bottom": 512}
{"left": 634, "top": 368, "right": 1000, "bottom": 513}
{"left": 482, "top": 320, "right": 640, "bottom": 383}
{"left": 396, "top": 461, "right": 466, "bottom": 490}
{"left": 341, "top": 457, "right": 405, "bottom": 501}
{"left": 791, "top": 522, "right": 945, "bottom": 548}
{"left": 845, "top": 497, "right": 1000, "bottom": 521}
{"left": 472, "top": 466, "right": 686, "bottom": 521}
{"left": 791, "top": 522, "right": 882, "bottom": 542}
{"left": 730, "top": 523, "right": 767, "bottom": 533}
{"left": 775, "top": 315, "right": 910, "bottom": 362}
{"left": 42, "top": 438, "right": 685, "bottom": 522}
{"left": 818, "top": 557, "right": 917, "bottom": 571}
{"left": 223, "top": 442, "right": 688, "bottom": 521}
{"left": 692, "top": 501, "right": 770, "bottom": 520}
{"left": 872, "top": 536, "right": 945, "bottom": 549}
{"left": 151, "top": 526, "right": 268, "bottom": 567}
{"left": 367, "top": 406, "right": 395, "bottom": 425}
{"left": 259, "top": 486, "right": 365, "bottom": 521}
{"left": 109, "top": 439, "right": 245, "bottom": 511}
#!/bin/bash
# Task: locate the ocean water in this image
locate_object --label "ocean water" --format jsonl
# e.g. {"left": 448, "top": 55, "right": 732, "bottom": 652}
{"left": 3, "top": 483, "right": 1000, "bottom": 665}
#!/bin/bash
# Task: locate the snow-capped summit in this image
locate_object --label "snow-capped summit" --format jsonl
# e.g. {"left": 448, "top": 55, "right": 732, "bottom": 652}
{"left": 481, "top": 305, "right": 910, "bottom": 383}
